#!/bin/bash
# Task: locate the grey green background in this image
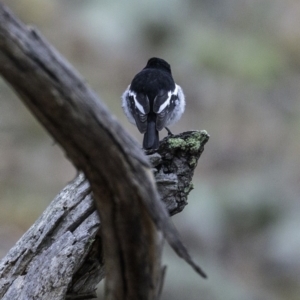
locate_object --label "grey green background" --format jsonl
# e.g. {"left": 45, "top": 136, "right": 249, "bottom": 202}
{"left": 0, "top": 1, "right": 300, "bottom": 299}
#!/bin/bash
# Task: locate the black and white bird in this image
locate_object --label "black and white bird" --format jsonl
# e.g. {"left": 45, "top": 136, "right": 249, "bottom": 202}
{"left": 122, "top": 57, "right": 185, "bottom": 150}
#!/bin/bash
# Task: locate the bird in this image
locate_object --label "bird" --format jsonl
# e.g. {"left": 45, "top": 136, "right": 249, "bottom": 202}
{"left": 122, "top": 57, "right": 185, "bottom": 150}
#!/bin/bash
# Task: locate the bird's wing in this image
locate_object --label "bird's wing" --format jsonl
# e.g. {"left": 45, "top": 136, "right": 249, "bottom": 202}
{"left": 153, "top": 90, "right": 177, "bottom": 131}
{"left": 128, "top": 91, "right": 150, "bottom": 134}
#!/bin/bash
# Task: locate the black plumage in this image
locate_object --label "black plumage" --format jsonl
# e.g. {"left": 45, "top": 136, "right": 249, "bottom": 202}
{"left": 122, "top": 57, "right": 185, "bottom": 150}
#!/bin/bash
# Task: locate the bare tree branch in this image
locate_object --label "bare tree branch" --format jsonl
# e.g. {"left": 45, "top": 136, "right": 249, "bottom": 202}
{"left": 0, "top": 3, "right": 209, "bottom": 299}
{"left": 0, "top": 131, "right": 209, "bottom": 299}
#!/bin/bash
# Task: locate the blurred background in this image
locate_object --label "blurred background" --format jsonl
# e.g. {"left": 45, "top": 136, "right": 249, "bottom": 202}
{"left": 1, "top": 0, "right": 300, "bottom": 299}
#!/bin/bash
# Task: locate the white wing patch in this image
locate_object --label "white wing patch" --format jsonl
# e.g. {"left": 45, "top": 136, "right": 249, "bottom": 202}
{"left": 122, "top": 83, "right": 185, "bottom": 129}
{"left": 128, "top": 90, "right": 145, "bottom": 114}
{"left": 157, "top": 85, "right": 179, "bottom": 114}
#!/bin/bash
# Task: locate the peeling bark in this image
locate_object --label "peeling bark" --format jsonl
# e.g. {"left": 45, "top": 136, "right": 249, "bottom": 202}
{"left": 0, "top": 131, "right": 209, "bottom": 299}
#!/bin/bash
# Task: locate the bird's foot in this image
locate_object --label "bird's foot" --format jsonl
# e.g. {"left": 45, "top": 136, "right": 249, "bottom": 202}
{"left": 165, "top": 127, "right": 173, "bottom": 136}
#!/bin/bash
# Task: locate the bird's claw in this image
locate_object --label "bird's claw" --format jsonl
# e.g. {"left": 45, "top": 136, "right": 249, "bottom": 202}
{"left": 165, "top": 127, "right": 173, "bottom": 136}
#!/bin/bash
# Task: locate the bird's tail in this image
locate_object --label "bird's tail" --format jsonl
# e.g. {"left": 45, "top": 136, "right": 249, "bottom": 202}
{"left": 143, "top": 115, "right": 159, "bottom": 150}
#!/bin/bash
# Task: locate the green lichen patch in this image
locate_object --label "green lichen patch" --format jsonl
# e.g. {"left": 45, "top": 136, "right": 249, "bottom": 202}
{"left": 184, "top": 182, "right": 194, "bottom": 194}
{"left": 168, "top": 137, "right": 186, "bottom": 149}
{"left": 188, "top": 157, "right": 197, "bottom": 167}
{"left": 167, "top": 131, "right": 208, "bottom": 153}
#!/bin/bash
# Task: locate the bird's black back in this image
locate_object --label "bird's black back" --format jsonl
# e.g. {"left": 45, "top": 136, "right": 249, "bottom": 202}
{"left": 130, "top": 69, "right": 175, "bottom": 104}
{"left": 128, "top": 57, "right": 176, "bottom": 150}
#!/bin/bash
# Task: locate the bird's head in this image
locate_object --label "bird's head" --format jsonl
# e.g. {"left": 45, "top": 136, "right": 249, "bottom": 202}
{"left": 145, "top": 57, "right": 172, "bottom": 74}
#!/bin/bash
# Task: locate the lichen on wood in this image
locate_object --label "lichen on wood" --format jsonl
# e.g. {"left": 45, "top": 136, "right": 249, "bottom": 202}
{"left": 0, "top": 131, "right": 209, "bottom": 299}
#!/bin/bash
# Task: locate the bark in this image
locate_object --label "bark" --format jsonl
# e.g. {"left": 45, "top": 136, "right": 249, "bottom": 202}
{"left": 0, "top": 3, "right": 209, "bottom": 300}
{"left": 0, "top": 131, "right": 209, "bottom": 299}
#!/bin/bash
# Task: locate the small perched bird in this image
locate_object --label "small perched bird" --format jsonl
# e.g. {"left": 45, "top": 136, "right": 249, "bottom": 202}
{"left": 122, "top": 57, "right": 185, "bottom": 150}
